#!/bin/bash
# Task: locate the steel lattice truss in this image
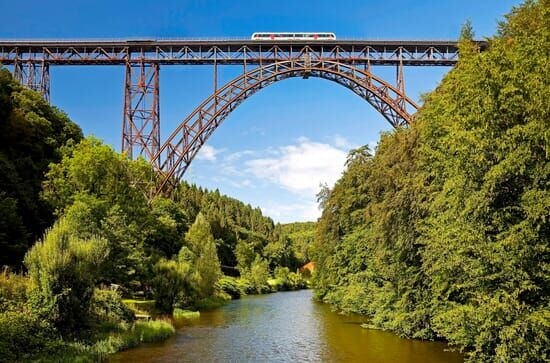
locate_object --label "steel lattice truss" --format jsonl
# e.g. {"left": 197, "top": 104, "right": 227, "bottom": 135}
{"left": 0, "top": 39, "right": 486, "bottom": 66}
{"left": 151, "top": 59, "right": 418, "bottom": 194}
{"left": 1, "top": 38, "right": 486, "bottom": 196}
{"left": 122, "top": 62, "right": 160, "bottom": 165}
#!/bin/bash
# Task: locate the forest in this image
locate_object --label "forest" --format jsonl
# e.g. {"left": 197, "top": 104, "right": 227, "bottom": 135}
{"left": 0, "top": 68, "right": 309, "bottom": 360}
{"left": 312, "top": 1, "right": 549, "bottom": 362}
{"left": 0, "top": 0, "right": 548, "bottom": 362}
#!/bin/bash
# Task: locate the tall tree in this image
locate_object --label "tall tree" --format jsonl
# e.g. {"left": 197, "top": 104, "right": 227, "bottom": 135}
{"left": 184, "top": 213, "right": 222, "bottom": 298}
{"left": 0, "top": 69, "right": 82, "bottom": 267}
{"left": 313, "top": 1, "right": 550, "bottom": 360}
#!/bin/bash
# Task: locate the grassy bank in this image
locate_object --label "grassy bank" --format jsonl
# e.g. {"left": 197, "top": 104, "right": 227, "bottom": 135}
{"left": 70, "top": 319, "right": 176, "bottom": 362}
{"left": 0, "top": 316, "right": 175, "bottom": 363}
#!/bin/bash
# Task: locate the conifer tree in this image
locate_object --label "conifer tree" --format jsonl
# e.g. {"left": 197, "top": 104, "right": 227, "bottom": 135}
{"left": 184, "top": 213, "right": 221, "bottom": 298}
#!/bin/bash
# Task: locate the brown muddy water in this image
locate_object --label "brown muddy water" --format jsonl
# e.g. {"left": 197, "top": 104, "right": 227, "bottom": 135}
{"left": 110, "top": 289, "right": 462, "bottom": 363}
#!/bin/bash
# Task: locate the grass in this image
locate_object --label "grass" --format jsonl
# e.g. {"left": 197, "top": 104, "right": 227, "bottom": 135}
{"left": 193, "top": 293, "right": 231, "bottom": 310}
{"left": 85, "top": 319, "right": 175, "bottom": 361}
{"left": 121, "top": 298, "right": 158, "bottom": 317}
{"left": 121, "top": 299, "right": 156, "bottom": 305}
{"left": 133, "top": 319, "right": 175, "bottom": 343}
{"left": 25, "top": 319, "right": 176, "bottom": 362}
{"left": 173, "top": 308, "right": 200, "bottom": 319}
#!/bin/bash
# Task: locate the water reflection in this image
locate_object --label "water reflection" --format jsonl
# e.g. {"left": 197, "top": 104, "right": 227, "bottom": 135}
{"left": 111, "top": 290, "right": 462, "bottom": 363}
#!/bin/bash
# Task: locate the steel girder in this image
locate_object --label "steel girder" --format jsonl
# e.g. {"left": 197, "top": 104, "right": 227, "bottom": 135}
{"left": 121, "top": 61, "right": 160, "bottom": 165}
{"left": 151, "top": 59, "right": 418, "bottom": 195}
{"left": 0, "top": 39, "right": 486, "bottom": 66}
{"left": 13, "top": 59, "right": 50, "bottom": 102}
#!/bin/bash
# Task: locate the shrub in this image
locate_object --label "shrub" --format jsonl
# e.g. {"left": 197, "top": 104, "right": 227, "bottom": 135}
{"left": 0, "top": 309, "right": 57, "bottom": 361}
{"left": 151, "top": 258, "right": 193, "bottom": 312}
{"left": 234, "top": 277, "right": 255, "bottom": 295}
{"left": 0, "top": 268, "right": 29, "bottom": 309}
{"left": 216, "top": 276, "right": 241, "bottom": 299}
{"left": 24, "top": 218, "right": 109, "bottom": 331}
{"left": 192, "top": 293, "right": 231, "bottom": 310}
{"left": 243, "top": 256, "right": 271, "bottom": 294}
{"left": 287, "top": 272, "right": 306, "bottom": 290}
{"left": 274, "top": 266, "right": 290, "bottom": 281}
{"left": 91, "top": 289, "right": 134, "bottom": 323}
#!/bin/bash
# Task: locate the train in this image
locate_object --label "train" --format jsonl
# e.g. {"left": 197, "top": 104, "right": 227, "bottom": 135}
{"left": 251, "top": 32, "right": 336, "bottom": 41}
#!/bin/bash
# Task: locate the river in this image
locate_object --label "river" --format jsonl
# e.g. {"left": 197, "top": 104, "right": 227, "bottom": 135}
{"left": 111, "top": 290, "right": 462, "bottom": 362}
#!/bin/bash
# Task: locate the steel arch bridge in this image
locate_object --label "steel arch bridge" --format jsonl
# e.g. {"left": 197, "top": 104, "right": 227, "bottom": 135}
{"left": 152, "top": 59, "right": 418, "bottom": 193}
{"left": 0, "top": 38, "right": 487, "bottom": 196}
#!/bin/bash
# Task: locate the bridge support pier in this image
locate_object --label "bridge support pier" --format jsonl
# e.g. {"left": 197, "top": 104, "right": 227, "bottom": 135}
{"left": 395, "top": 60, "right": 406, "bottom": 113}
{"left": 13, "top": 60, "right": 50, "bottom": 103}
{"left": 122, "top": 61, "right": 160, "bottom": 166}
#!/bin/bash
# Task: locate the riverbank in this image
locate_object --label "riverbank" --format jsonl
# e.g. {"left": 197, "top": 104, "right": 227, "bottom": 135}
{"left": 0, "top": 268, "right": 309, "bottom": 362}
{"left": 55, "top": 319, "right": 176, "bottom": 362}
{"left": 111, "top": 290, "right": 463, "bottom": 363}
{"left": 0, "top": 285, "right": 177, "bottom": 362}
{"left": 78, "top": 274, "right": 309, "bottom": 361}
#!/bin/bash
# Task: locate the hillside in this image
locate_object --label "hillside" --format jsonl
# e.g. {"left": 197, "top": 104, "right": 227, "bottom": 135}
{"left": 313, "top": 1, "right": 549, "bottom": 361}
{"left": 0, "top": 69, "right": 82, "bottom": 267}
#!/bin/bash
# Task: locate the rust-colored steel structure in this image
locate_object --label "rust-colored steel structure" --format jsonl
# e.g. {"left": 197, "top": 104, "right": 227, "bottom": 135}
{"left": 152, "top": 59, "right": 419, "bottom": 193}
{"left": 122, "top": 61, "right": 160, "bottom": 165}
{"left": 0, "top": 38, "right": 487, "bottom": 196}
{"left": 13, "top": 59, "right": 50, "bottom": 102}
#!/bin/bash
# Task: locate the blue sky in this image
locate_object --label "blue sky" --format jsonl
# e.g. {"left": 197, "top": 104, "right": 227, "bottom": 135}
{"left": 1, "top": 0, "right": 522, "bottom": 223}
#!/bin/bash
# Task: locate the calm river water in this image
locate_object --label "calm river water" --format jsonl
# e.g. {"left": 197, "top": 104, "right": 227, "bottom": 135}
{"left": 111, "top": 289, "right": 462, "bottom": 363}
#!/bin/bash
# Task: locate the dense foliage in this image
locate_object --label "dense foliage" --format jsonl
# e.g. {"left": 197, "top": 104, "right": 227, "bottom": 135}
{"left": 280, "top": 222, "right": 316, "bottom": 264}
{"left": 313, "top": 1, "right": 549, "bottom": 361}
{"left": 174, "top": 183, "right": 303, "bottom": 271}
{"left": 5, "top": 4, "right": 544, "bottom": 363}
{"left": 0, "top": 69, "right": 82, "bottom": 267}
{"left": 25, "top": 218, "right": 109, "bottom": 332}
{"left": 0, "top": 72, "right": 310, "bottom": 359}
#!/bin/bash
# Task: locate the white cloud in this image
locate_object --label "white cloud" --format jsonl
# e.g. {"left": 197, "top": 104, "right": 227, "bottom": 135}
{"left": 261, "top": 201, "right": 320, "bottom": 223}
{"left": 227, "top": 178, "right": 253, "bottom": 188}
{"left": 224, "top": 149, "right": 256, "bottom": 162}
{"left": 196, "top": 144, "right": 222, "bottom": 161}
{"left": 334, "top": 134, "right": 353, "bottom": 149}
{"left": 245, "top": 138, "right": 347, "bottom": 195}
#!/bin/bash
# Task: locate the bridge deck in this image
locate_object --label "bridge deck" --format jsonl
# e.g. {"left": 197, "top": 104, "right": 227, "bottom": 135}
{"left": 0, "top": 39, "right": 488, "bottom": 66}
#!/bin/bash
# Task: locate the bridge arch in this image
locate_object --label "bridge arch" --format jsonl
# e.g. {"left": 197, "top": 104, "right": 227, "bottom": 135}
{"left": 152, "top": 59, "right": 419, "bottom": 195}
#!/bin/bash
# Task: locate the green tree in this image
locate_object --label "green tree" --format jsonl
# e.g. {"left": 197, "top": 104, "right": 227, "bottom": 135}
{"left": 184, "top": 213, "right": 222, "bottom": 298}
{"left": 459, "top": 19, "right": 475, "bottom": 41}
{"left": 151, "top": 258, "right": 193, "bottom": 312}
{"left": 312, "top": 1, "right": 550, "bottom": 361}
{"left": 0, "top": 69, "right": 82, "bottom": 267}
{"left": 244, "top": 256, "right": 270, "bottom": 294}
{"left": 263, "top": 234, "right": 296, "bottom": 270}
{"left": 24, "top": 218, "right": 108, "bottom": 331}
{"left": 235, "top": 239, "right": 256, "bottom": 273}
{"left": 279, "top": 222, "right": 316, "bottom": 264}
{"left": 148, "top": 197, "right": 187, "bottom": 258}
{"left": 42, "top": 137, "right": 150, "bottom": 220}
{"left": 0, "top": 193, "right": 27, "bottom": 265}
{"left": 417, "top": 0, "right": 550, "bottom": 359}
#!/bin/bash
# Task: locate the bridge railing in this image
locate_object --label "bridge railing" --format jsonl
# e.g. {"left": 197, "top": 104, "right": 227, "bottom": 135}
{"left": 0, "top": 42, "right": 468, "bottom": 66}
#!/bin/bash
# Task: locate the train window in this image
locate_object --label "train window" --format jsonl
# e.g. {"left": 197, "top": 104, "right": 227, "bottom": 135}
{"left": 251, "top": 32, "right": 336, "bottom": 40}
